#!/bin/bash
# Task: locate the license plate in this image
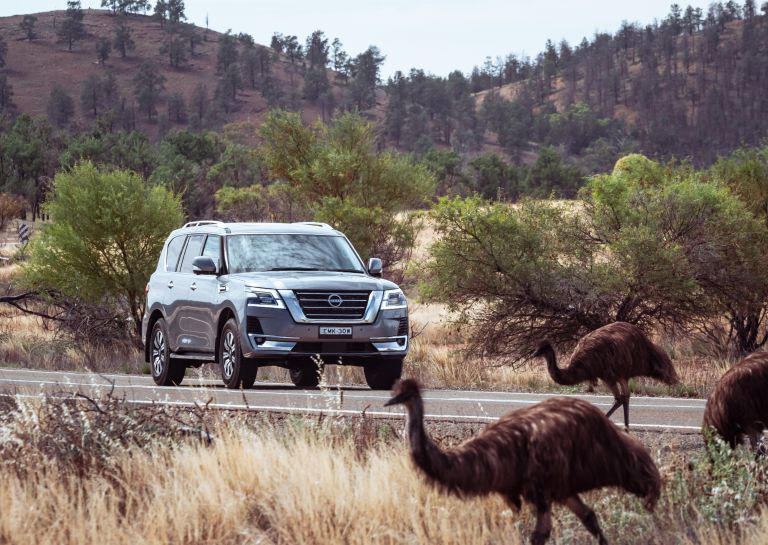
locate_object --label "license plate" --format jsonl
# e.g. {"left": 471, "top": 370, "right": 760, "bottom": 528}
{"left": 319, "top": 326, "right": 352, "bottom": 338}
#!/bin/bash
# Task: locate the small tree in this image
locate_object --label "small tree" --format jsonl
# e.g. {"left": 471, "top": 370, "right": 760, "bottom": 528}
{"left": 0, "top": 35, "right": 7, "bottom": 68}
{"left": 216, "top": 30, "right": 239, "bottom": 73}
{"left": 57, "top": 0, "right": 85, "bottom": 51}
{"left": 133, "top": 61, "right": 166, "bottom": 120}
{"left": 112, "top": 16, "right": 135, "bottom": 58}
{"left": 160, "top": 36, "right": 186, "bottom": 67}
{"left": 0, "top": 74, "right": 14, "bottom": 113}
{"left": 46, "top": 85, "right": 75, "bottom": 127}
{"left": 96, "top": 36, "right": 111, "bottom": 64}
{"left": 81, "top": 74, "right": 101, "bottom": 117}
{"left": 23, "top": 162, "right": 183, "bottom": 338}
{"left": 19, "top": 15, "right": 37, "bottom": 41}
{"left": 166, "top": 91, "right": 186, "bottom": 123}
{"left": 152, "top": 0, "right": 167, "bottom": 27}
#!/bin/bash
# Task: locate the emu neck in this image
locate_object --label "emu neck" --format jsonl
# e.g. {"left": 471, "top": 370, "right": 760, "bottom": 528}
{"left": 405, "top": 397, "right": 459, "bottom": 490}
{"left": 543, "top": 347, "right": 567, "bottom": 385}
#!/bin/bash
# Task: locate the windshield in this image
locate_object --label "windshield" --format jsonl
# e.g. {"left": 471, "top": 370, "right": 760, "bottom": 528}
{"left": 226, "top": 234, "right": 365, "bottom": 274}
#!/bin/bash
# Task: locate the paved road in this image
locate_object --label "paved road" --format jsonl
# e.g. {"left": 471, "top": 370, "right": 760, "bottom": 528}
{"left": 0, "top": 368, "right": 706, "bottom": 433}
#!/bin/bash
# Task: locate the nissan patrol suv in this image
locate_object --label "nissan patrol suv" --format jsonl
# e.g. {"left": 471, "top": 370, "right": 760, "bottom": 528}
{"left": 142, "top": 221, "right": 408, "bottom": 390}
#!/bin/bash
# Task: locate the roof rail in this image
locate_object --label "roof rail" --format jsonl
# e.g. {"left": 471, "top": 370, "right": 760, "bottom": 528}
{"left": 183, "top": 220, "right": 225, "bottom": 228}
{"left": 293, "top": 222, "right": 333, "bottom": 229}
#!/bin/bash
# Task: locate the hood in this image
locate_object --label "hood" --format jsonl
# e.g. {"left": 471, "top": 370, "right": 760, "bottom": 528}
{"left": 224, "top": 271, "right": 400, "bottom": 291}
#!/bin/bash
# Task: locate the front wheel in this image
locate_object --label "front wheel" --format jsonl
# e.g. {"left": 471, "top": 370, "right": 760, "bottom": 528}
{"left": 150, "top": 318, "right": 185, "bottom": 386}
{"left": 363, "top": 358, "right": 403, "bottom": 390}
{"left": 220, "top": 319, "right": 257, "bottom": 389}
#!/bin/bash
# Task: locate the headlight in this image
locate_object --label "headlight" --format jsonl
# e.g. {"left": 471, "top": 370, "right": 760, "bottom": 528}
{"left": 246, "top": 287, "right": 285, "bottom": 309}
{"left": 381, "top": 289, "right": 407, "bottom": 309}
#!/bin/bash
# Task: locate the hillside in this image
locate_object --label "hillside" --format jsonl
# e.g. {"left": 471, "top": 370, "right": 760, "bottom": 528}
{"left": 467, "top": 5, "right": 768, "bottom": 165}
{"left": 0, "top": 9, "right": 361, "bottom": 137}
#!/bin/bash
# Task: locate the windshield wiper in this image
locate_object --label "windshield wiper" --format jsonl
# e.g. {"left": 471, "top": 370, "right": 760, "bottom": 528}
{"left": 327, "top": 268, "right": 364, "bottom": 273}
{"left": 267, "top": 267, "right": 321, "bottom": 271}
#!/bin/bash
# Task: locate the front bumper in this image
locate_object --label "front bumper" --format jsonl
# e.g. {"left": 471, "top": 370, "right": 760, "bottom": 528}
{"left": 240, "top": 305, "right": 408, "bottom": 361}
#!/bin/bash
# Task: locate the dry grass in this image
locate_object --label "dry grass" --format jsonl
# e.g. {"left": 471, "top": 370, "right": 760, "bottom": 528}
{"left": 0, "top": 394, "right": 767, "bottom": 545}
{"left": 405, "top": 305, "right": 731, "bottom": 398}
{"left": 0, "top": 244, "right": 735, "bottom": 396}
{"left": 0, "top": 293, "right": 734, "bottom": 396}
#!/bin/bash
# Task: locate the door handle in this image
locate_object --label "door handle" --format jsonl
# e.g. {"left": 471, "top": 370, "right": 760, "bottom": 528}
{"left": 218, "top": 284, "right": 227, "bottom": 293}
{"left": 167, "top": 281, "right": 174, "bottom": 289}
{"left": 190, "top": 282, "right": 197, "bottom": 291}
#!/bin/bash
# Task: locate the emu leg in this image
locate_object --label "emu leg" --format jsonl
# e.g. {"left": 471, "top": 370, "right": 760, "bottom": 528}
{"left": 565, "top": 496, "right": 608, "bottom": 545}
{"left": 605, "top": 398, "right": 622, "bottom": 418}
{"left": 605, "top": 383, "right": 622, "bottom": 419}
{"left": 621, "top": 396, "right": 631, "bottom": 431}
{"left": 530, "top": 503, "right": 552, "bottom": 545}
{"left": 619, "top": 379, "right": 631, "bottom": 431}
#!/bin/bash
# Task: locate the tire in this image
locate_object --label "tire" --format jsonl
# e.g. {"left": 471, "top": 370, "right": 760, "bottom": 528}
{"left": 290, "top": 361, "right": 322, "bottom": 388}
{"left": 364, "top": 358, "right": 403, "bottom": 390}
{"left": 219, "top": 318, "right": 257, "bottom": 389}
{"left": 150, "top": 318, "right": 185, "bottom": 386}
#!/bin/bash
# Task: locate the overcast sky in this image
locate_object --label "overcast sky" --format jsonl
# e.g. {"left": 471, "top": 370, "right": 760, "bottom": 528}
{"left": 4, "top": 1, "right": 713, "bottom": 79}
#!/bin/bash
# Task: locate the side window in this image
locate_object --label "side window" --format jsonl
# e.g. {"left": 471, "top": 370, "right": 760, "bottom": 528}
{"left": 165, "top": 236, "right": 186, "bottom": 272}
{"left": 178, "top": 235, "right": 205, "bottom": 274}
{"left": 202, "top": 235, "right": 221, "bottom": 261}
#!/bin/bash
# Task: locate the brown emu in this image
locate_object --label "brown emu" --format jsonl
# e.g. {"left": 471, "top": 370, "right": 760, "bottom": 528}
{"left": 703, "top": 351, "right": 768, "bottom": 451}
{"left": 532, "top": 322, "right": 679, "bottom": 430}
{"left": 385, "top": 379, "right": 661, "bottom": 545}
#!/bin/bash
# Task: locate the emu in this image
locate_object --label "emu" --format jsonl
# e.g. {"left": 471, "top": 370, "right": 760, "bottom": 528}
{"left": 703, "top": 351, "right": 768, "bottom": 452}
{"left": 532, "top": 322, "right": 680, "bottom": 430}
{"left": 385, "top": 379, "right": 661, "bottom": 545}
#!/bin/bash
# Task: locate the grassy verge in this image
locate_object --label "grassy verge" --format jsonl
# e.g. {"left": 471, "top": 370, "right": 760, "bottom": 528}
{"left": 0, "top": 393, "right": 766, "bottom": 545}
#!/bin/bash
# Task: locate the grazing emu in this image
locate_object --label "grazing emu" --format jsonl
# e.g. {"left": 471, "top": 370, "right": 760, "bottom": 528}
{"left": 532, "top": 322, "right": 680, "bottom": 430}
{"left": 703, "top": 351, "right": 768, "bottom": 452}
{"left": 385, "top": 379, "right": 661, "bottom": 545}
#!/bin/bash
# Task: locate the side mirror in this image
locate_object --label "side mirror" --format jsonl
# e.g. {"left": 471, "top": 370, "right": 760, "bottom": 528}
{"left": 192, "top": 255, "right": 219, "bottom": 275}
{"left": 367, "top": 257, "right": 383, "bottom": 277}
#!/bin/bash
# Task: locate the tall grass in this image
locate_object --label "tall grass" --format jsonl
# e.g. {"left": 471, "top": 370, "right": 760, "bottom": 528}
{"left": 1, "top": 394, "right": 767, "bottom": 545}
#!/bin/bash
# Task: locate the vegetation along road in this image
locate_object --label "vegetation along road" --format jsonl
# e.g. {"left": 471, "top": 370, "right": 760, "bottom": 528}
{"left": 0, "top": 368, "right": 704, "bottom": 432}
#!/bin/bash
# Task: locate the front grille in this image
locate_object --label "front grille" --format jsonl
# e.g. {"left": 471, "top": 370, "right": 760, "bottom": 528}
{"left": 292, "top": 342, "right": 376, "bottom": 353}
{"left": 397, "top": 317, "right": 409, "bottom": 336}
{"left": 294, "top": 290, "right": 370, "bottom": 320}
{"left": 247, "top": 316, "right": 263, "bottom": 335}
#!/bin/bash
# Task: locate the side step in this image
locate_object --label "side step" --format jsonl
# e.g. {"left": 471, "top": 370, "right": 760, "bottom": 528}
{"left": 170, "top": 352, "right": 215, "bottom": 362}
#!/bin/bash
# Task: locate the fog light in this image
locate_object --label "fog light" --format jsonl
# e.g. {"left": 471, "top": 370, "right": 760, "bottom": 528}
{"left": 397, "top": 338, "right": 405, "bottom": 346}
{"left": 256, "top": 337, "right": 265, "bottom": 345}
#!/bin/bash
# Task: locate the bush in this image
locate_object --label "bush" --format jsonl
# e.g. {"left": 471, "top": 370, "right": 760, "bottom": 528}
{"left": 23, "top": 162, "right": 183, "bottom": 338}
{"left": 0, "top": 192, "right": 25, "bottom": 231}
{"left": 423, "top": 155, "right": 768, "bottom": 360}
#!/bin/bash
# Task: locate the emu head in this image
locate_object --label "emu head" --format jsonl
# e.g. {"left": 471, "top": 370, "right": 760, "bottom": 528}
{"left": 531, "top": 340, "right": 554, "bottom": 358}
{"left": 384, "top": 378, "right": 421, "bottom": 408}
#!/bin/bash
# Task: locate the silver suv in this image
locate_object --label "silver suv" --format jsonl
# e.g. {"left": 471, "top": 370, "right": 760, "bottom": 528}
{"left": 142, "top": 221, "right": 408, "bottom": 389}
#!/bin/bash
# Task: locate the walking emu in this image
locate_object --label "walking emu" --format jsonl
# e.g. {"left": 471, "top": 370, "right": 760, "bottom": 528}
{"left": 532, "top": 322, "right": 679, "bottom": 430}
{"left": 385, "top": 379, "right": 661, "bottom": 545}
{"left": 703, "top": 351, "right": 768, "bottom": 451}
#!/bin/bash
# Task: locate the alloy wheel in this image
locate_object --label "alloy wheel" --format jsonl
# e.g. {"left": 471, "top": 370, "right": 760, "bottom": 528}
{"left": 222, "top": 330, "right": 236, "bottom": 379}
{"left": 152, "top": 328, "right": 166, "bottom": 377}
